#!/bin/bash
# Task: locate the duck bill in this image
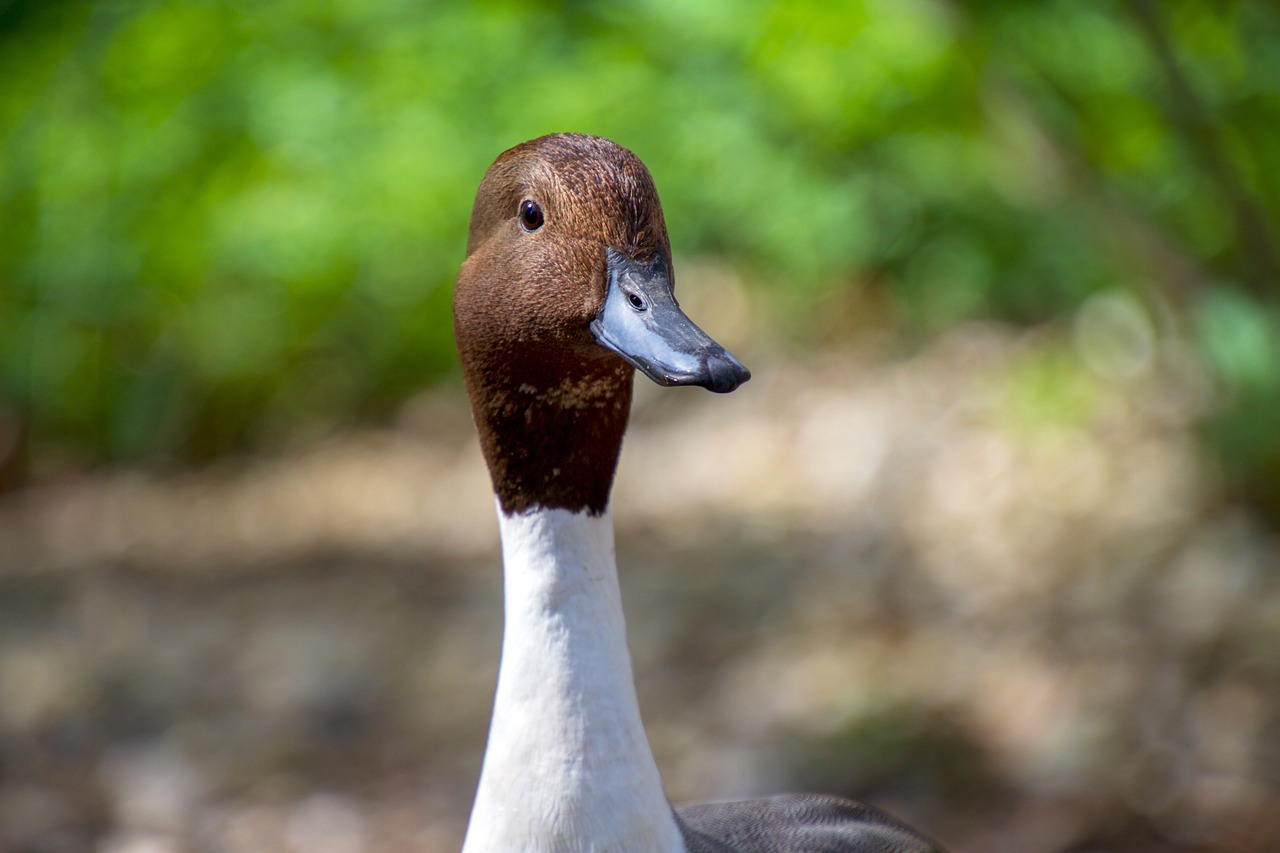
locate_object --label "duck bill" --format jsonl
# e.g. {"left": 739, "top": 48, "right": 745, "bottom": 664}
{"left": 590, "top": 249, "right": 750, "bottom": 394}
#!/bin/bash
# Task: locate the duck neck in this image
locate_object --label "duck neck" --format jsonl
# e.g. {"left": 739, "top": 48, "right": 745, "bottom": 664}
{"left": 462, "top": 358, "right": 634, "bottom": 516}
{"left": 463, "top": 505, "right": 683, "bottom": 853}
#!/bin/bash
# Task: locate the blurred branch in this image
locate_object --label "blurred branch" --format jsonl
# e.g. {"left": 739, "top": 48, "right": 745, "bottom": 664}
{"left": 1124, "top": 0, "right": 1280, "bottom": 300}
{"left": 1003, "top": 75, "right": 1210, "bottom": 311}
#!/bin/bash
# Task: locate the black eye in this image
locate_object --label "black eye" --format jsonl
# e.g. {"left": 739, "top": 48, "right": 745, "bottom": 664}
{"left": 519, "top": 199, "right": 544, "bottom": 231}
{"left": 627, "top": 292, "right": 646, "bottom": 311}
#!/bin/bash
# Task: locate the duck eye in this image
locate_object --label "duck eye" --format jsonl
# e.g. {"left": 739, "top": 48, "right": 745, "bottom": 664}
{"left": 627, "top": 292, "right": 647, "bottom": 311}
{"left": 519, "top": 199, "right": 544, "bottom": 231}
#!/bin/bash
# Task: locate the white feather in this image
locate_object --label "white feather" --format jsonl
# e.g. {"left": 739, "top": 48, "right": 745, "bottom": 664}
{"left": 462, "top": 504, "right": 684, "bottom": 853}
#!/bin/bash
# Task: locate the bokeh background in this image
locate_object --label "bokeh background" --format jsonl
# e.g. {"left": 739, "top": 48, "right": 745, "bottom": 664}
{"left": 2, "top": 1, "right": 1279, "bottom": 851}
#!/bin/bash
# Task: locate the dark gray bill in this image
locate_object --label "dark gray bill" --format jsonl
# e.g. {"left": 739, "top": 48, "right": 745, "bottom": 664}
{"left": 590, "top": 248, "right": 750, "bottom": 394}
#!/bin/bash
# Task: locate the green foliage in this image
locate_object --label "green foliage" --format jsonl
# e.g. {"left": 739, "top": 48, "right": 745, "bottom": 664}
{"left": 1195, "top": 287, "right": 1280, "bottom": 516}
{"left": 2, "top": 0, "right": 1278, "bottom": 507}
{"left": 995, "top": 343, "right": 1110, "bottom": 437}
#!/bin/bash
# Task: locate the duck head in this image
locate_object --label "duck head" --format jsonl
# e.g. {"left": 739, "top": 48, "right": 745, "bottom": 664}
{"left": 455, "top": 133, "right": 749, "bottom": 515}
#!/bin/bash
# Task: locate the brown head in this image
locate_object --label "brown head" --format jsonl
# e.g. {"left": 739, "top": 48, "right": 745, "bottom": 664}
{"left": 454, "top": 134, "right": 749, "bottom": 516}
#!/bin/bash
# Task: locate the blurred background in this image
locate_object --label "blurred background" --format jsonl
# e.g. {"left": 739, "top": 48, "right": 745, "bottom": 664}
{"left": 1, "top": 0, "right": 1278, "bottom": 850}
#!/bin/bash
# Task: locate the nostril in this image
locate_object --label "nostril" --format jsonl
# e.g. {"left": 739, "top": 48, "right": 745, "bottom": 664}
{"left": 627, "top": 293, "right": 647, "bottom": 312}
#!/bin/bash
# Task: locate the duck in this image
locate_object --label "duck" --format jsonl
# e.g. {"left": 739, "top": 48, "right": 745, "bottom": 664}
{"left": 453, "top": 133, "right": 945, "bottom": 853}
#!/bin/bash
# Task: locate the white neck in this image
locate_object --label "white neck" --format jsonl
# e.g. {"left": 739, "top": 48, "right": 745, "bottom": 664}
{"left": 462, "top": 505, "right": 684, "bottom": 853}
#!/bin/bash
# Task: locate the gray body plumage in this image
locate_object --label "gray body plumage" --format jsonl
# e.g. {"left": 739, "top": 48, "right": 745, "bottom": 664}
{"left": 677, "top": 793, "right": 945, "bottom": 853}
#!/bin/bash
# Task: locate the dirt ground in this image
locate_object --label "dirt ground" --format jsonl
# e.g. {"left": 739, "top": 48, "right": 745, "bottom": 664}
{"left": 1, "top": 325, "right": 1277, "bottom": 853}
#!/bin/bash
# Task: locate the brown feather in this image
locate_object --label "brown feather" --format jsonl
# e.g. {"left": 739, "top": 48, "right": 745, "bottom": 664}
{"left": 453, "top": 134, "right": 671, "bottom": 515}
